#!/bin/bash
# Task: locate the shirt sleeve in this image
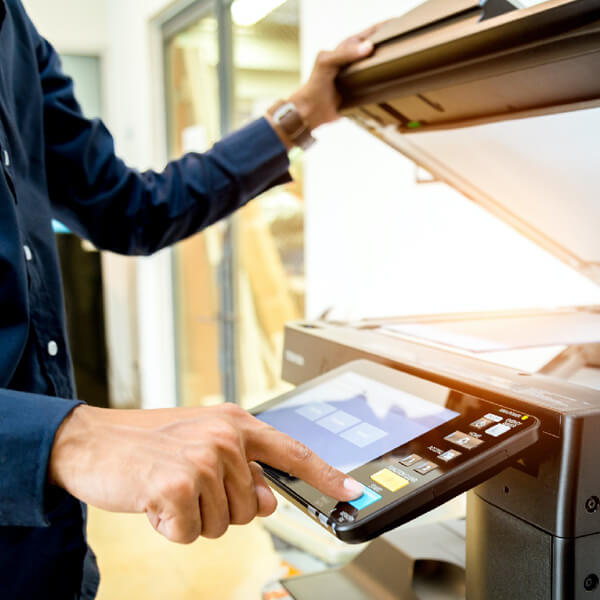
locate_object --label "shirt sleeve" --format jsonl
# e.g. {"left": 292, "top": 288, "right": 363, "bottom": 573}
{"left": 0, "top": 389, "right": 83, "bottom": 527}
{"left": 34, "top": 34, "right": 292, "bottom": 256}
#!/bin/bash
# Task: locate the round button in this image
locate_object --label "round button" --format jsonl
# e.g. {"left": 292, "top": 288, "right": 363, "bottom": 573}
{"left": 48, "top": 340, "right": 58, "bottom": 357}
{"left": 24, "top": 245, "right": 33, "bottom": 261}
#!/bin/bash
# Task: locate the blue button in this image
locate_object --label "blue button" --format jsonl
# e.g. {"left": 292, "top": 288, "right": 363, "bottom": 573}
{"left": 348, "top": 485, "right": 382, "bottom": 511}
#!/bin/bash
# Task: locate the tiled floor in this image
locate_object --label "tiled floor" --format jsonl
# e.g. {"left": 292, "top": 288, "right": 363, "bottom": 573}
{"left": 88, "top": 506, "right": 281, "bottom": 599}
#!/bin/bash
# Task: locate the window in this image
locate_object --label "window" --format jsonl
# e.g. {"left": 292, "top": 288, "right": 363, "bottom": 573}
{"left": 164, "top": 0, "right": 302, "bottom": 408}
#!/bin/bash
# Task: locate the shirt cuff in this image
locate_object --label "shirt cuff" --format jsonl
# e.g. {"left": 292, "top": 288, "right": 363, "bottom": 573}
{"left": 0, "top": 389, "right": 83, "bottom": 527}
{"left": 211, "top": 116, "right": 293, "bottom": 207}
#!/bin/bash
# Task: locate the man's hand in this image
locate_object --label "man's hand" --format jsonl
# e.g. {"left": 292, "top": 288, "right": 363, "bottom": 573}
{"left": 267, "top": 27, "right": 377, "bottom": 148}
{"left": 49, "top": 403, "right": 364, "bottom": 544}
{"left": 291, "top": 27, "right": 377, "bottom": 130}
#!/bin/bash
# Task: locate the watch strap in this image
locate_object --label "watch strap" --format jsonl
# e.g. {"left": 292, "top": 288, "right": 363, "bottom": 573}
{"left": 269, "top": 100, "right": 316, "bottom": 150}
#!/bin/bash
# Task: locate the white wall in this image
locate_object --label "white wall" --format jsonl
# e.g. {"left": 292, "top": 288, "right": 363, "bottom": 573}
{"left": 21, "top": 0, "right": 107, "bottom": 54}
{"left": 103, "top": 0, "right": 178, "bottom": 409}
{"left": 300, "top": 0, "right": 600, "bottom": 321}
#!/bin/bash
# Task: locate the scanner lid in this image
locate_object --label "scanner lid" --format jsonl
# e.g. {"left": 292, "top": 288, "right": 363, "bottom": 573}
{"left": 337, "top": 0, "right": 600, "bottom": 285}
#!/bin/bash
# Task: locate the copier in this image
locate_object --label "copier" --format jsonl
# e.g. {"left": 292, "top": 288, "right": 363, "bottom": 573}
{"left": 278, "top": 0, "right": 600, "bottom": 598}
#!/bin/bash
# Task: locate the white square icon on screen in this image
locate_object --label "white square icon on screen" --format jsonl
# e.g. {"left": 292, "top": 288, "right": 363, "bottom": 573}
{"left": 295, "top": 402, "right": 336, "bottom": 422}
{"left": 317, "top": 410, "right": 361, "bottom": 434}
{"left": 340, "top": 422, "right": 388, "bottom": 448}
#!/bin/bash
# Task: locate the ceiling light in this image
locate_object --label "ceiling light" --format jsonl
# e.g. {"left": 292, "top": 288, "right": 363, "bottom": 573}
{"left": 231, "top": 0, "right": 287, "bottom": 27}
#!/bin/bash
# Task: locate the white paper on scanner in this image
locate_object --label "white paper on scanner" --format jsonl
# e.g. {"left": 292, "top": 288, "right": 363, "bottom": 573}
{"left": 380, "top": 311, "right": 600, "bottom": 353}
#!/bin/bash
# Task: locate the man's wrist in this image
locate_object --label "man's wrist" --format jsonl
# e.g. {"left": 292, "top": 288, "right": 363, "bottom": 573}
{"left": 287, "top": 92, "right": 319, "bottom": 132}
{"left": 48, "top": 404, "right": 93, "bottom": 488}
{"left": 266, "top": 97, "right": 316, "bottom": 151}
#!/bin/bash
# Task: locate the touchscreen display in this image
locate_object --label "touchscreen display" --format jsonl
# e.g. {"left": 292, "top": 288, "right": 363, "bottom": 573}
{"left": 257, "top": 371, "right": 459, "bottom": 473}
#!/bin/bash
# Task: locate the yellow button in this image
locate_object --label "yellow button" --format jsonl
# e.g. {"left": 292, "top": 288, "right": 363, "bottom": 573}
{"left": 370, "top": 469, "right": 410, "bottom": 492}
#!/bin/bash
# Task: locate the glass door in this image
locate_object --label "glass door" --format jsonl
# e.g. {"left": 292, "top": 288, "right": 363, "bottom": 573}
{"left": 164, "top": 0, "right": 303, "bottom": 408}
{"left": 165, "top": 6, "right": 224, "bottom": 407}
{"left": 230, "top": 0, "right": 304, "bottom": 408}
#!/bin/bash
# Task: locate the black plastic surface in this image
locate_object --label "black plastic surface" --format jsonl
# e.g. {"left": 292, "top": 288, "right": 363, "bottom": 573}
{"left": 254, "top": 360, "right": 540, "bottom": 543}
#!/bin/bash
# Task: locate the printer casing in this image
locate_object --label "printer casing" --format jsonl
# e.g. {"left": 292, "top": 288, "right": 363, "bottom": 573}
{"left": 282, "top": 1, "right": 600, "bottom": 597}
{"left": 282, "top": 320, "right": 600, "bottom": 598}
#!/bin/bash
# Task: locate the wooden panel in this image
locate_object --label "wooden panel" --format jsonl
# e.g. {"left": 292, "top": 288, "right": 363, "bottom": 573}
{"left": 175, "top": 233, "right": 222, "bottom": 406}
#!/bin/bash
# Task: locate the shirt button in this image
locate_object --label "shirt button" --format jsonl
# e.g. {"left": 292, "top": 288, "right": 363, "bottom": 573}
{"left": 24, "top": 245, "right": 33, "bottom": 261}
{"left": 3, "top": 150, "right": 9, "bottom": 168}
{"left": 48, "top": 340, "right": 59, "bottom": 357}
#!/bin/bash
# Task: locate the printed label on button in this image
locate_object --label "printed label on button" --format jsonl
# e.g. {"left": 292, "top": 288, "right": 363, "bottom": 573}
{"left": 348, "top": 486, "right": 382, "bottom": 511}
{"left": 414, "top": 461, "right": 439, "bottom": 475}
{"left": 445, "top": 431, "right": 484, "bottom": 450}
{"left": 439, "top": 449, "right": 462, "bottom": 462}
{"left": 371, "top": 468, "right": 410, "bottom": 492}
{"left": 484, "top": 413, "right": 503, "bottom": 423}
{"left": 485, "top": 423, "right": 511, "bottom": 438}
{"left": 399, "top": 454, "right": 422, "bottom": 467}
{"left": 471, "top": 417, "right": 493, "bottom": 430}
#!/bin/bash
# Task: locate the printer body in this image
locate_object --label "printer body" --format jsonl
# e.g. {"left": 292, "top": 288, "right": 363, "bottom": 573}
{"left": 281, "top": 0, "right": 600, "bottom": 597}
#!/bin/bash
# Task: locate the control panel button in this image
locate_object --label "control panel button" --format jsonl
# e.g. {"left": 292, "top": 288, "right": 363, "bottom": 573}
{"left": 484, "top": 413, "right": 503, "bottom": 423}
{"left": 348, "top": 486, "right": 382, "bottom": 511}
{"left": 471, "top": 417, "right": 493, "bottom": 430}
{"left": 445, "top": 431, "right": 484, "bottom": 450}
{"left": 439, "top": 449, "right": 462, "bottom": 462}
{"left": 371, "top": 469, "right": 410, "bottom": 492}
{"left": 485, "top": 423, "right": 511, "bottom": 437}
{"left": 399, "top": 454, "right": 422, "bottom": 467}
{"left": 414, "top": 461, "right": 439, "bottom": 475}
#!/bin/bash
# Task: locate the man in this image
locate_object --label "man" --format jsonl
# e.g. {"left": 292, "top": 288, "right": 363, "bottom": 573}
{"left": 0, "top": 0, "right": 375, "bottom": 597}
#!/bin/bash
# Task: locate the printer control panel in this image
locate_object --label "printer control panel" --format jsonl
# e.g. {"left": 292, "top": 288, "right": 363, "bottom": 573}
{"left": 268, "top": 403, "right": 539, "bottom": 544}
{"left": 320, "top": 406, "right": 538, "bottom": 541}
{"left": 256, "top": 360, "right": 540, "bottom": 544}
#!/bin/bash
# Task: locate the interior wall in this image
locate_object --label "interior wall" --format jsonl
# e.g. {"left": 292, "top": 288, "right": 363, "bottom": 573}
{"left": 104, "top": 0, "right": 181, "bottom": 409}
{"left": 20, "top": 0, "right": 107, "bottom": 53}
{"left": 300, "top": 0, "right": 600, "bottom": 321}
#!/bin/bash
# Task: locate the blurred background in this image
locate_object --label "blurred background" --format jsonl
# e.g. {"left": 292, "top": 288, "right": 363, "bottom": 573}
{"left": 21, "top": 0, "right": 600, "bottom": 598}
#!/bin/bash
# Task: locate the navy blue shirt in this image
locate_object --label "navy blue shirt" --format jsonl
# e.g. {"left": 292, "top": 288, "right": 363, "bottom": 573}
{"left": 0, "top": 1, "right": 290, "bottom": 597}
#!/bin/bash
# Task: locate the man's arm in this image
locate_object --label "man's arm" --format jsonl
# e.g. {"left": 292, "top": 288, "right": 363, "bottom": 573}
{"left": 49, "top": 403, "right": 364, "bottom": 543}
{"left": 36, "top": 29, "right": 288, "bottom": 255}
{"left": 34, "top": 24, "right": 374, "bottom": 256}
{"left": 36, "top": 24, "right": 377, "bottom": 542}
{"left": 0, "top": 389, "right": 82, "bottom": 527}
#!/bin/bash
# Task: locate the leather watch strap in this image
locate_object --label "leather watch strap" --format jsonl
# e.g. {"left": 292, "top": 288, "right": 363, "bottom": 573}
{"left": 269, "top": 100, "right": 316, "bottom": 150}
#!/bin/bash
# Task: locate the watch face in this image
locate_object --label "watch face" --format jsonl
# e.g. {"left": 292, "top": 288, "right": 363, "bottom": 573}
{"left": 273, "top": 102, "right": 315, "bottom": 150}
{"left": 273, "top": 102, "right": 296, "bottom": 122}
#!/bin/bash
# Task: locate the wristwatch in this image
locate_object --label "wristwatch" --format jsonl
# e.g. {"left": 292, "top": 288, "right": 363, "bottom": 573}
{"left": 269, "top": 100, "right": 316, "bottom": 150}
